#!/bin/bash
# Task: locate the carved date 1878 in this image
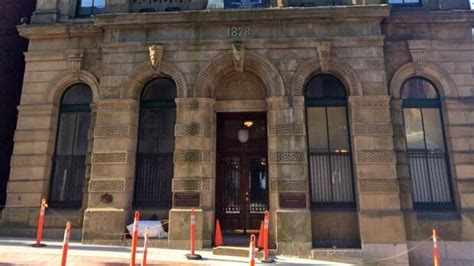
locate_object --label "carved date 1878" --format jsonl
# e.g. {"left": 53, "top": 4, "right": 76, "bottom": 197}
{"left": 227, "top": 27, "right": 251, "bottom": 38}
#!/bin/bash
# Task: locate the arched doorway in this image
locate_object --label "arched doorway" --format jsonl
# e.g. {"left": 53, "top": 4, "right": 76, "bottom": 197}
{"left": 215, "top": 72, "right": 269, "bottom": 241}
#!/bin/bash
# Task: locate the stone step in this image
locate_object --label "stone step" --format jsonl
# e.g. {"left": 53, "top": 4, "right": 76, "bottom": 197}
{"left": 311, "top": 249, "right": 364, "bottom": 264}
{"left": 213, "top": 246, "right": 277, "bottom": 258}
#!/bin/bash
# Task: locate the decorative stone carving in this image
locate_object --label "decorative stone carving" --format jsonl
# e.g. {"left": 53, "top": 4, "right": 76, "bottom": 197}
{"left": 92, "top": 152, "right": 128, "bottom": 164}
{"left": 270, "top": 180, "right": 308, "bottom": 192}
{"left": 89, "top": 179, "right": 127, "bottom": 192}
{"left": 458, "top": 181, "right": 474, "bottom": 193}
{"left": 408, "top": 40, "right": 429, "bottom": 73}
{"left": 193, "top": 51, "right": 284, "bottom": 97}
{"left": 66, "top": 49, "right": 84, "bottom": 79}
{"left": 268, "top": 124, "right": 305, "bottom": 136}
{"left": 268, "top": 151, "right": 306, "bottom": 163}
{"left": 232, "top": 42, "right": 245, "bottom": 73}
{"left": 121, "top": 62, "right": 187, "bottom": 99}
{"left": 316, "top": 42, "right": 331, "bottom": 73}
{"left": 173, "top": 151, "right": 213, "bottom": 163}
{"left": 291, "top": 56, "right": 362, "bottom": 97}
{"left": 353, "top": 123, "right": 393, "bottom": 136}
{"left": 94, "top": 125, "right": 133, "bottom": 138}
{"left": 172, "top": 178, "right": 211, "bottom": 192}
{"left": 359, "top": 179, "right": 400, "bottom": 193}
{"left": 175, "top": 123, "right": 213, "bottom": 137}
{"left": 357, "top": 151, "right": 396, "bottom": 164}
{"left": 149, "top": 45, "right": 164, "bottom": 71}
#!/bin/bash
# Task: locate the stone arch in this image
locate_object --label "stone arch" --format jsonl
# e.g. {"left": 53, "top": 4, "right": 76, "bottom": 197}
{"left": 291, "top": 57, "right": 363, "bottom": 97}
{"left": 390, "top": 62, "right": 457, "bottom": 99}
{"left": 193, "top": 51, "right": 285, "bottom": 97}
{"left": 45, "top": 70, "right": 99, "bottom": 105}
{"left": 121, "top": 62, "right": 188, "bottom": 100}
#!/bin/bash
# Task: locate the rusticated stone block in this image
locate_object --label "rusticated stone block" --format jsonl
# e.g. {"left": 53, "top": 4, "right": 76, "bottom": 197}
{"left": 268, "top": 151, "right": 306, "bottom": 163}
{"left": 92, "top": 152, "right": 128, "bottom": 164}
{"left": 270, "top": 180, "right": 308, "bottom": 192}
{"left": 94, "top": 125, "right": 133, "bottom": 138}
{"left": 268, "top": 124, "right": 305, "bottom": 136}
{"left": 174, "top": 123, "right": 213, "bottom": 137}
{"left": 353, "top": 123, "right": 393, "bottom": 135}
{"left": 173, "top": 151, "right": 213, "bottom": 163}
{"left": 88, "top": 179, "right": 127, "bottom": 192}
{"left": 359, "top": 179, "right": 400, "bottom": 193}
{"left": 357, "top": 151, "right": 396, "bottom": 164}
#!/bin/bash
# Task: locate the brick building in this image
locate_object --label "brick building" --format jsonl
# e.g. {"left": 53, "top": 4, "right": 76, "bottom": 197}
{"left": 1, "top": 0, "right": 474, "bottom": 265}
{"left": 0, "top": 0, "right": 37, "bottom": 209}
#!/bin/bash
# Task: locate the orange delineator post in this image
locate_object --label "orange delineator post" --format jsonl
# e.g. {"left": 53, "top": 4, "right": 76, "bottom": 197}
{"left": 249, "top": 234, "right": 256, "bottom": 266}
{"left": 257, "top": 220, "right": 264, "bottom": 249}
{"left": 215, "top": 219, "right": 224, "bottom": 247}
{"left": 261, "top": 211, "right": 275, "bottom": 263}
{"left": 433, "top": 229, "right": 440, "bottom": 266}
{"left": 130, "top": 211, "right": 140, "bottom": 266}
{"left": 33, "top": 199, "right": 47, "bottom": 247}
{"left": 142, "top": 228, "right": 149, "bottom": 266}
{"left": 61, "top": 221, "right": 71, "bottom": 266}
{"left": 186, "top": 208, "right": 202, "bottom": 260}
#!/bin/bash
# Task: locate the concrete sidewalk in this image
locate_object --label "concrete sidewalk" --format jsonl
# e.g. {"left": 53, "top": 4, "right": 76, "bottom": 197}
{"left": 0, "top": 238, "right": 354, "bottom": 266}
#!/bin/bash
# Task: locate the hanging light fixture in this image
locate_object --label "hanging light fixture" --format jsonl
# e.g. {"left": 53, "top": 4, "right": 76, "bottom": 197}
{"left": 238, "top": 120, "right": 253, "bottom": 143}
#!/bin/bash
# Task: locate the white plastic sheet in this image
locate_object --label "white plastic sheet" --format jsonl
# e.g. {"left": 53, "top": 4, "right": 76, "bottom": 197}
{"left": 126, "top": 220, "right": 168, "bottom": 239}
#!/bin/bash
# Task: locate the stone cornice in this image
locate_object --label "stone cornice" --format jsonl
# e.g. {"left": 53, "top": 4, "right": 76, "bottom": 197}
{"left": 93, "top": 5, "right": 390, "bottom": 27}
{"left": 386, "top": 10, "right": 474, "bottom": 24}
{"left": 17, "top": 23, "right": 103, "bottom": 40}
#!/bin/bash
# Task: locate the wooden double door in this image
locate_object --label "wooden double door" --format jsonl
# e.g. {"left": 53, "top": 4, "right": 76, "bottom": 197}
{"left": 216, "top": 112, "right": 269, "bottom": 234}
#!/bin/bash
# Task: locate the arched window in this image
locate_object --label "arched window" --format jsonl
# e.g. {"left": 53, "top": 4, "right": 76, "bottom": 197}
{"left": 134, "top": 78, "right": 176, "bottom": 208}
{"left": 401, "top": 77, "right": 453, "bottom": 210}
{"left": 49, "top": 84, "right": 92, "bottom": 208}
{"left": 305, "top": 75, "right": 355, "bottom": 209}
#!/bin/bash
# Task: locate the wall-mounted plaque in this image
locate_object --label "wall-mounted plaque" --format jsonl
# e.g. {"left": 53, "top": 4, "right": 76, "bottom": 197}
{"left": 279, "top": 193, "right": 306, "bottom": 209}
{"left": 174, "top": 192, "right": 200, "bottom": 207}
{"left": 224, "top": 0, "right": 270, "bottom": 9}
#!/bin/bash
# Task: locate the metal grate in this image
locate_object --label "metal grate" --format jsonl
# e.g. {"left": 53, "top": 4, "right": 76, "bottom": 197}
{"left": 134, "top": 153, "right": 173, "bottom": 208}
{"left": 309, "top": 151, "right": 355, "bottom": 209}
{"left": 407, "top": 150, "right": 453, "bottom": 210}
{"left": 49, "top": 155, "right": 86, "bottom": 208}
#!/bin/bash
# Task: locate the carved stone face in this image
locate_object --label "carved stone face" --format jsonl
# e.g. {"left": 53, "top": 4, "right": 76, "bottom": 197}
{"left": 149, "top": 45, "right": 163, "bottom": 68}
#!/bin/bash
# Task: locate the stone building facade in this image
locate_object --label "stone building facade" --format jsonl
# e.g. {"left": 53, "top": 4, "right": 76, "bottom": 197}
{"left": 1, "top": 0, "right": 474, "bottom": 265}
{"left": 0, "top": 0, "right": 37, "bottom": 210}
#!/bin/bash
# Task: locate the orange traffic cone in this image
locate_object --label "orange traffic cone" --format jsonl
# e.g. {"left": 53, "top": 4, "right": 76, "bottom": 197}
{"left": 257, "top": 220, "right": 264, "bottom": 249}
{"left": 215, "top": 219, "right": 224, "bottom": 246}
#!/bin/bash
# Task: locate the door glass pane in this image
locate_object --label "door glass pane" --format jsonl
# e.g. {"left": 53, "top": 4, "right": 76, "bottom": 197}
{"left": 56, "top": 113, "right": 77, "bottom": 155}
{"left": 327, "top": 107, "right": 349, "bottom": 152}
{"left": 307, "top": 107, "right": 328, "bottom": 151}
{"left": 403, "top": 108, "right": 425, "bottom": 150}
{"left": 223, "top": 157, "right": 241, "bottom": 214}
{"left": 422, "top": 109, "right": 445, "bottom": 152}
{"left": 249, "top": 156, "right": 267, "bottom": 214}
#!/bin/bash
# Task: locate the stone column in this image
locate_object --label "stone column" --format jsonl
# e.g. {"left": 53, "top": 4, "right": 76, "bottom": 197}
{"left": 82, "top": 99, "right": 138, "bottom": 244}
{"left": 349, "top": 96, "right": 408, "bottom": 262}
{"left": 31, "top": 0, "right": 59, "bottom": 24}
{"left": 1, "top": 105, "right": 57, "bottom": 229}
{"left": 168, "top": 98, "right": 215, "bottom": 249}
{"left": 266, "top": 96, "right": 312, "bottom": 256}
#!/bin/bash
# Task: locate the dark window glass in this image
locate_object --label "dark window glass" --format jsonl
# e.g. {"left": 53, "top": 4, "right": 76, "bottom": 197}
{"left": 401, "top": 77, "right": 453, "bottom": 210}
{"left": 77, "top": 0, "right": 105, "bottom": 17}
{"left": 134, "top": 78, "right": 176, "bottom": 208}
{"left": 305, "top": 75, "right": 355, "bottom": 209}
{"left": 49, "top": 84, "right": 92, "bottom": 208}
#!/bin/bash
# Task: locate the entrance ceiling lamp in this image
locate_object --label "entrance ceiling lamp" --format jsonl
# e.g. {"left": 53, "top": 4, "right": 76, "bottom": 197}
{"left": 238, "top": 120, "right": 253, "bottom": 143}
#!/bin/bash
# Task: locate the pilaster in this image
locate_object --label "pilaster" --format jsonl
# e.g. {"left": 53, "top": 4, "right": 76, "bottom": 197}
{"left": 31, "top": 0, "right": 59, "bottom": 24}
{"left": 266, "top": 96, "right": 312, "bottom": 256}
{"left": 82, "top": 99, "right": 139, "bottom": 243}
{"left": 168, "top": 98, "right": 215, "bottom": 249}
{"left": 349, "top": 96, "right": 407, "bottom": 246}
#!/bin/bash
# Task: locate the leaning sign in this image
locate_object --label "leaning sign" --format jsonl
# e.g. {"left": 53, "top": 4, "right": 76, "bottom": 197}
{"left": 224, "top": 0, "right": 270, "bottom": 9}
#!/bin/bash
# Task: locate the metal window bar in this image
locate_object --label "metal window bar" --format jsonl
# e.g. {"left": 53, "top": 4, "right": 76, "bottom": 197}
{"left": 133, "top": 152, "right": 173, "bottom": 208}
{"left": 407, "top": 150, "right": 453, "bottom": 210}
{"left": 309, "top": 151, "right": 355, "bottom": 209}
{"left": 49, "top": 155, "right": 86, "bottom": 208}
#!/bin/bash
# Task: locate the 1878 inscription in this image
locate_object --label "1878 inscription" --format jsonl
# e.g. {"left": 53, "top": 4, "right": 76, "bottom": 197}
{"left": 227, "top": 27, "right": 251, "bottom": 38}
